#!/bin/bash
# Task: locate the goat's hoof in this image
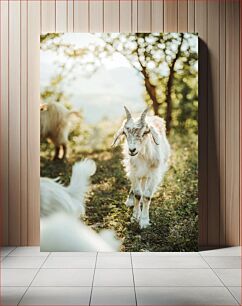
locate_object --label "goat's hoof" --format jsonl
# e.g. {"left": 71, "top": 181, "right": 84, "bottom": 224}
{"left": 125, "top": 198, "right": 134, "bottom": 207}
{"left": 139, "top": 219, "right": 150, "bottom": 229}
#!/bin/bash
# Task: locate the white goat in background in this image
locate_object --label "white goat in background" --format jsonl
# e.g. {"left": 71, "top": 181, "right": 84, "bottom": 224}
{"left": 40, "top": 159, "right": 120, "bottom": 251}
{"left": 40, "top": 159, "right": 96, "bottom": 218}
{"left": 40, "top": 101, "right": 80, "bottom": 160}
{"left": 112, "top": 106, "right": 171, "bottom": 229}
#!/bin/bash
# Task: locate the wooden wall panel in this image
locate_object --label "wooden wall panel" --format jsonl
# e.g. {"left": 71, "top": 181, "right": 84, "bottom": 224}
{"left": 151, "top": 0, "right": 164, "bottom": 32}
{"left": 164, "top": 0, "right": 178, "bottom": 32}
{"left": 41, "top": 0, "right": 55, "bottom": 33}
{"left": 0, "top": 0, "right": 240, "bottom": 247}
{"left": 131, "top": 0, "right": 138, "bottom": 33}
{"left": 90, "top": 0, "right": 104, "bottom": 32}
{"left": 195, "top": 0, "right": 208, "bottom": 246}
{"left": 73, "top": 0, "right": 88, "bottom": 32}
{"left": 104, "top": 0, "right": 119, "bottom": 32}
{"left": 207, "top": 0, "right": 220, "bottom": 246}
{"left": 27, "top": 1, "right": 40, "bottom": 245}
{"left": 20, "top": 0, "right": 28, "bottom": 245}
{"left": 8, "top": 0, "right": 21, "bottom": 245}
{"left": 0, "top": 0, "right": 9, "bottom": 245}
{"left": 188, "top": 0, "right": 195, "bottom": 32}
{"left": 219, "top": 0, "right": 226, "bottom": 246}
{"left": 138, "top": 0, "right": 151, "bottom": 32}
{"left": 67, "top": 0, "right": 74, "bottom": 32}
{"left": 120, "top": 0, "right": 132, "bottom": 32}
{"left": 240, "top": 0, "right": 242, "bottom": 248}
{"left": 225, "top": 0, "right": 240, "bottom": 246}
{"left": 178, "top": 0, "right": 188, "bottom": 32}
{"left": 56, "top": 0, "right": 67, "bottom": 32}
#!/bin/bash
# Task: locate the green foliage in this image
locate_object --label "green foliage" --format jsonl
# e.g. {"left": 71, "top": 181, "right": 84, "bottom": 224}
{"left": 40, "top": 33, "right": 61, "bottom": 44}
{"left": 41, "top": 33, "right": 198, "bottom": 135}
{"left": 97, "top": 33, "right": 198, "bottom": 134}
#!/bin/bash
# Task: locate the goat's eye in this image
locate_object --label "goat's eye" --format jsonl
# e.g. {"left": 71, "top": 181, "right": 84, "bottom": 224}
{"left": 142, "top": 130, "right": 150, "bottom": 137}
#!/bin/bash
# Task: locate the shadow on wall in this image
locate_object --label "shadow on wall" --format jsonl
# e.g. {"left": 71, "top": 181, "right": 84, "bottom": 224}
{"left": 198, "top": 38, "right": 220, "bottom": 248}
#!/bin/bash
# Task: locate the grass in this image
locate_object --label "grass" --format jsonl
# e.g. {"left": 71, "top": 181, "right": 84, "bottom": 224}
{"left": 40, "top": 133, "right": 198, "bottom": 252}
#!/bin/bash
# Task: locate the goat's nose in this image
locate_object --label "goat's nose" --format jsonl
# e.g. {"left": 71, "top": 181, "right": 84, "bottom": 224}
{"left": 129, "top": 148, "right": 136, "bottom": 153}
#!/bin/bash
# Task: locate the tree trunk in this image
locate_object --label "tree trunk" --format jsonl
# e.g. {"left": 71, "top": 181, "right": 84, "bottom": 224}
{"left": 165, "top": 33, "right": 184, "bottom": 134}
{"left": 132, "top": 36, "right": 160, "bottom": 115}
{"left": 140, "top": 65, "right": 159, "bottom": 115}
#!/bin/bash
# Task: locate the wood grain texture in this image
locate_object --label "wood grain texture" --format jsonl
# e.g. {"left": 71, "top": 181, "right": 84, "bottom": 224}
{"left": 120, "top": 0, "right": 132, "bottom": 32}
{"left": 207, "top": 0, "right": 220, "bottom": 246}
{"left": 151, "top": 0, "right": 164, "bottom": 32}
{"left": 164, "top": 0, "right": 178, "bottom": 32}
{"left": 56, "top": 0, "right": 67, "bottom": 32}
{"left": 225, "top": 0, "right": 240, "bottom": 246}
{"left": 195, "top": 0, "right": 208, "bottom": 247}
{"left": 131, "top": 0, "right": 138, "bottom": 33}
{"left": 41, "top": 0, "right": 55, "bottom": 33}
{"left": 90, "top": 0, "right": 103, "bottom": 32}
{"left": 178, "top": 0, "right": 188, "bottom": 32}
{"left": 67, "top": 0, "right": 74, "bottom": 32}
{"left": 104, "top": 0, "right": 119, "bottom": 32}
{"left": 73, "top": 0, "right": 88, "bottom": 32}
{"left": 8, "top": 0, "right": 21, "bottom": 245}
{"left": 27, "top": 0, "right": 40, "bottom": 245}
{"left": 241, "top": 0, "right": 242, "bottom": 248}
{"left": 0, "top": 0, "right": 9, "bottom": 245}
{"left": 138, "top": 0, "right": 151, "bottom": 32}
{"left": 20, "top": 0, "right": 28, "bottom": 245}
{"left": 219, "top": 0, "right": 226, "bottom": 246}
{"left": 188, "top": 0, "right": 195, "bottom": 33}
{"left": 0, "top": 0, "right": 240, "bottom": 247}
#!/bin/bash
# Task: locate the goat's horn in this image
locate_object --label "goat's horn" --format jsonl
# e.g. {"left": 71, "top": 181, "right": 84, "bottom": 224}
{"left": 140, "top": 106, "right": 149, "bottom": 123}
{"left": 124, "top": 106, "right": 132, "bottom": 121}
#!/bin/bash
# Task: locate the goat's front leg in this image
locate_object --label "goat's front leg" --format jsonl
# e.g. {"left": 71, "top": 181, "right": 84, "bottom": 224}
{"left": 139, "top": 177, "right": 158, "bottom": 229}
{"left": 125, "top": 188, "right": 135, "bottom": 207}
{"left": 129, "top": 178, "right": 142, "bottom": 222}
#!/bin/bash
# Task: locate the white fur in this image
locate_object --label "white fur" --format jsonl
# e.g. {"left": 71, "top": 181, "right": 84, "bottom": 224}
{"left": 41, "top": 213, "right": 120, "bottom": 252}
{"left": 40, "top": 159, "right": 96, "bottom": 217}
{"left": 114, "top": 109, "right": 171, "bottom": 229}
{"left": 40, "top": 101, "right": 80, "bottom": 159}
{"left": 40, "top": 159, "right": 121, "bottom": 251}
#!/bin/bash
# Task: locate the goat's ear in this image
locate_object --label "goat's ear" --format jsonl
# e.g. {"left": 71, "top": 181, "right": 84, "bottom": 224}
{"left": 149, "top": 126, "right": 160, "bottom": 145}
{"left": 111, "top": 126, "right": 124, "bottom": 147}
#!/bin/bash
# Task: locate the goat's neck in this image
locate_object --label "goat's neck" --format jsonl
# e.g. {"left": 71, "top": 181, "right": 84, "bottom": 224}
{"left": 139, "top": 136, "right": 158, "bottom": 163}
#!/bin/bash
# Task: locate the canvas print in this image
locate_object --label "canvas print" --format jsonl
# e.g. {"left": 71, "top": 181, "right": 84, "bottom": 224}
{"left": 40, "top": 33, "right": 198, "bottom": 252}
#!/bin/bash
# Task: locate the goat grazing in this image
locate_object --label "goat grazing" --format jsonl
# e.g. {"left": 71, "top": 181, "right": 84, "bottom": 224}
{"left": 40, "top": 159, "right": 121, "bottom": 251}
{"left": 112, "top": 106, "right": 171, "bottom": 229}
{"left": 40, "top": 101, "right": 80, "bottom": 160}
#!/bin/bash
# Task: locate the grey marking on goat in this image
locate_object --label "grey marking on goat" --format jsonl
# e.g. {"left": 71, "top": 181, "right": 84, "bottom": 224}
{"left": 134, "top": 193, "right": 141, "bottom": 200}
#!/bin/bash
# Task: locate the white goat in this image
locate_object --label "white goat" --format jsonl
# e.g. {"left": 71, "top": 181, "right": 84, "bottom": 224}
{"left": 40, "top": 159, "right": 120, "bottom": 251}
{"left": 40, "top": 101, "right": 80, "bottom": 160}
{"left": 112, "top": 106, "right": 171, "bottom": 229}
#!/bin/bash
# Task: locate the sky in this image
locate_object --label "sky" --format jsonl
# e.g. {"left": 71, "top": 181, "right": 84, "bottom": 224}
{"left": 40, "top": 33, "right": 145, "bottom": 124}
